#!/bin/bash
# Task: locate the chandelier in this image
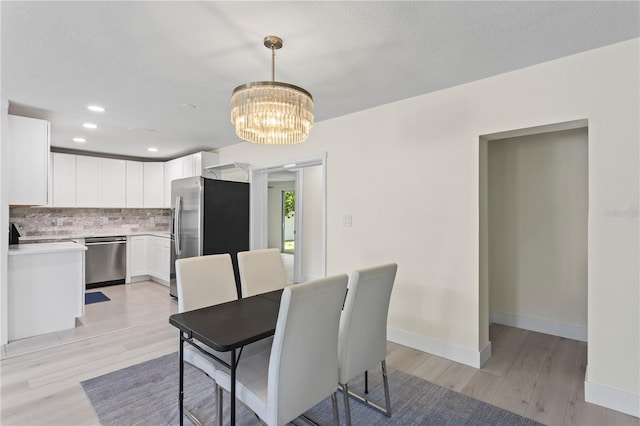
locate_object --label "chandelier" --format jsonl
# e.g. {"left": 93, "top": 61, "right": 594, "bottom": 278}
{"left": 231, "top": 36, "right": 314, "bottom": 145}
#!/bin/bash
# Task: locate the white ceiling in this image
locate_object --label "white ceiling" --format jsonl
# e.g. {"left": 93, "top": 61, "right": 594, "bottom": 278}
{"left": 2, "top": 1, "right": 638, "bottom": 160}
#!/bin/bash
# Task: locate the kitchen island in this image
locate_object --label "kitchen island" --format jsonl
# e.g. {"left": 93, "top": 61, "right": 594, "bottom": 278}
{"left": 8, "top": 241, "right": 87, "bottom": 341}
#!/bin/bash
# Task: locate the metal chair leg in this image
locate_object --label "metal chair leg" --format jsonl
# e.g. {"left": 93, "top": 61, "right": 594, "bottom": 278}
{"left": 364, "top": 370, "right": 369, "bottom": 394}
{"left": 331, "top": 392, "right": 340, "bottom": 426}
{"left": 216, "top": 384, "right": 223, "bottom": 426}
{"left": 341, "top": 383, "right": 352, "bottom": 426}
{"left": 341, "top": 360, "right": 392, "bottom": 418}
{"left": 381, "top": 360, "right": 392, "bottom": 416}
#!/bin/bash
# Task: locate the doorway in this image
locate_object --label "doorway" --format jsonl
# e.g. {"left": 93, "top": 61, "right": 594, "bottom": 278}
{"left": 250, "top": 154, "right": 327, "bottom": 284}
{"left": 480, "top": 121, "right": 589, "bottom": 357}
{"left": 281, "top": 190, "right": 295, "bottom": 254}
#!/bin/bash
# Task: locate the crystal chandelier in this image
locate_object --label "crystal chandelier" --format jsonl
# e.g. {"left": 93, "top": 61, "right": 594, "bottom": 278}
{"left": 231, "top": 36, "right": 314, "bottom": 145}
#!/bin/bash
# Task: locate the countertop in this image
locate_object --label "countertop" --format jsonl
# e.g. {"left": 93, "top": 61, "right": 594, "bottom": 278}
{"left": 18, "top": 231, "right": 171, "bottom": 242}
{"left": 8, "top": 241, "right": 88, "bottom": 256}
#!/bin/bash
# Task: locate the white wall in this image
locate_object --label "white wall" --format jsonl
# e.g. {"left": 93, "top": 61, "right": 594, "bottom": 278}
{"left": 218, "top": 39, "right": 639, "bottom": 406}
{"left": 300, "top": 165, "right": 323, "bottom": 281}
{"left": 488, "top": 128, "right": 588, "bottom": 338}
{"left": 1, "top": 101, "right": 9, "bottom": 344}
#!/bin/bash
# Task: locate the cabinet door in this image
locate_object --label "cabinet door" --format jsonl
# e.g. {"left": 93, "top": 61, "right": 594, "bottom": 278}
{"left": 102, "top": 159, "right": 126, "bottom": 207}
{"left": 147, "top": 237, "right": 170, "bottom": 284}
{"left": 52, "top": 153, "right": 76, "bottom": 207}
{"left": 130, "top": 236, "right": 148, "bottom": 276}
{"left": 182, "top": 155, "right": 195, "bottom": 178}
{"left": 163, "top": 158, "right": 183, "bottom": 208}
{"left": 126, "top": 161, "right": 144, "bottom": 208}
{"left": 143, "top": 163, "right": 164, "bottom": 207}
{"left": 8, "top": 115, "right": 50, "bottom": 205}
{"left": 76, "top": 156, "right": 101, "bottom": 207}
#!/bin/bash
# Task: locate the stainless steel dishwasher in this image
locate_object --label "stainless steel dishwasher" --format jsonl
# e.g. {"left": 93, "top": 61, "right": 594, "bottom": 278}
{"left": 85, "top": 236, "right": 127, "bottom": 288}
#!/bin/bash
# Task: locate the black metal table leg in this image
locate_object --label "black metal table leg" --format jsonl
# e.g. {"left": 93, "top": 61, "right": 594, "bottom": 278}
{"left": 230, "top": 348, "right": 237, "bottom": 425}
{"left": 179, "top": 333, "right": 184, "bottom": 426}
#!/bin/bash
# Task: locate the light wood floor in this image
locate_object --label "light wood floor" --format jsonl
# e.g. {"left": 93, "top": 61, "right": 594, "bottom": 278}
{"left": 1, "top": 281, "right": 638, "bottom": 425}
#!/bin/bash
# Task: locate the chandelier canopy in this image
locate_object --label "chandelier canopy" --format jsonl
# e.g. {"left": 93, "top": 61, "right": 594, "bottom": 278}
{"left": 231, "top": 36, "right": 314, "bottom": 145}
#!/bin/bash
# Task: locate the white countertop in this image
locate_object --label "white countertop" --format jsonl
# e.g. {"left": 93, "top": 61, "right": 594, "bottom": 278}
{"left": 18, "top": 231, "right": 171, "bottom": 242}
{"left": 9, "top": 241, "right": 88, "bottom": 256}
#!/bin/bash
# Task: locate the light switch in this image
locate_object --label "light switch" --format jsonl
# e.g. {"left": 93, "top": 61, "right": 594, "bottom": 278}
{"left": 343, "top": 215, "right": 352, "bottom": 227}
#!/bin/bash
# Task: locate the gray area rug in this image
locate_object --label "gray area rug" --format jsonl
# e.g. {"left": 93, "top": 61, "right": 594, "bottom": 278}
{"left": 81, "top": 353, "right": 543, "bottom": 426}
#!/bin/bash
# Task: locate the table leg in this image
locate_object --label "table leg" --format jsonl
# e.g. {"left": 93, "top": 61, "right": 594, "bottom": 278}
{"left": 179, "top": 333, "right": 184, "bottom": 426}
{"left": 230, "top": 348, "right": 236, "bottom": 425}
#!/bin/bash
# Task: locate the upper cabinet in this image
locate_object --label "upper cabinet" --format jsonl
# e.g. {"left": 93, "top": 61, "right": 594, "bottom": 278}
{"left": 51, "top": 153, "right": 76, "bottom": 207}
{"left": 75, "top": 156, "right": 101, "bottom": 207}
{"left": 143, "top": 163, "right": 164, "bottom": 208}
{"left": 101, "top": 158, "right": 126, "bottom": 207}
{"left": 46, "top": 151, "right": 217, "bottom": 208}
{"left": 8, "top": 115, "right": 50, "bottom": 206}
{"left": 163, "top": 152, "right": 219, "bottom": 207}
{"left": 126, "top": 161, "right": 144, "bottom": 208}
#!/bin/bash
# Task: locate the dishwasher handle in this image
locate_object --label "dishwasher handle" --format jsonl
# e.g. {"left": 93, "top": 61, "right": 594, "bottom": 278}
{"left": 85, "top": 240, "right": 126, "bottom": 246}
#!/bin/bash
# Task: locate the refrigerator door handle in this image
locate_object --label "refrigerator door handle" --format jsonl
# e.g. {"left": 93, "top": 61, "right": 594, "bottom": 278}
{"left": 174, "top": 195, "right": 182, "bottom": 256}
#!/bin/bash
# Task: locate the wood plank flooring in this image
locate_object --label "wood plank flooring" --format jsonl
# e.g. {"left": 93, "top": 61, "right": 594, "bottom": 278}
{"left": 1, "top": 281, "right": 638, "bottom": 425}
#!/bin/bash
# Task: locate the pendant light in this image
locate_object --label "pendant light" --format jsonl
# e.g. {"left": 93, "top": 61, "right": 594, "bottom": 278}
{"left": 231, "top": 36, "right": 314, "bottom": 145}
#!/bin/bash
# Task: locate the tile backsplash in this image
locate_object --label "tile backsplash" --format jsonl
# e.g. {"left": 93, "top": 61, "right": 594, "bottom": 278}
{"left": 10, "top": 207, "right": 171, "bottom": 238}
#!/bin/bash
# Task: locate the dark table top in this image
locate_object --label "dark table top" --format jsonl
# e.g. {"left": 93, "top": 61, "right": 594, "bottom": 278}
{"left": 169, "top": 289, "right": 283, "bottom": 352}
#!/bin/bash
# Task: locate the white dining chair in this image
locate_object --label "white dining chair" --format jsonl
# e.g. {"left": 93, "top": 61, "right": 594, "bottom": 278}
{"left": 214, "top": 274, "right": 349, "bottom": 426}
{"left": 176, "top": 253, "right": 271, "bottom": 425}
{"left": 237, "top": 248, "right": 288, "bottom": 297}
{"left": 338, "top": 263, "right": 398, "bottom": 426}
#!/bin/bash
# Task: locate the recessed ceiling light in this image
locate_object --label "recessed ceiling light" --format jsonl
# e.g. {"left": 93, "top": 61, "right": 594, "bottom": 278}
{"left": 87, "top": 105, "right": 106, "bottom": 112}
{"left": 83, "top": 123, "right": 97, "bottom": 129}
{"left": 73, "top": 137, "right": 86, "bottom": 143}
{"left": 147, "top": 147, "right": 158, "bottom": 152}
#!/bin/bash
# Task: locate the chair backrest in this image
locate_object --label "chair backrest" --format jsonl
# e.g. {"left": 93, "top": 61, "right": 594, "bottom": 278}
{"left": 237, "top": 248, "right": 288, "bottom": 297}
{"left": 175, "top": 253, "right": 238, "bottom": 313}
{"left": 265, "top": 274, "right": 348, "bottom": 426}
{"left": 338, "top": 263, "right": 398, "bottom": 384}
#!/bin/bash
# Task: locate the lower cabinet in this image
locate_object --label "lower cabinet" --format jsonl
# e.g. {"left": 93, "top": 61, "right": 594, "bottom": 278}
{"left": 128, "top": 235, "right": 170, "bottom": 286}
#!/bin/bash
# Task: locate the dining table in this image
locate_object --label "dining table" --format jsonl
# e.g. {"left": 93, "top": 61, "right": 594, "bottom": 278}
{"left": 169, "top": 288, "right": 283, "bottom": 426}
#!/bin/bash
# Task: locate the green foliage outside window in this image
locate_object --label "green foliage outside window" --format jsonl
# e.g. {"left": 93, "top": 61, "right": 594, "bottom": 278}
{"left": 284, "top": 191, "right": 295, "bottom": 218}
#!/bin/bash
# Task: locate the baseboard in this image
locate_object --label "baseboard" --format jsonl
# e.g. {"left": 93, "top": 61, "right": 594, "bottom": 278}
{"left": 388, "top": 327, "right": 490, "bottom": 368}
{"left": 491, "top": 311, "right": 587, "bottom": 342}
{"left": 585, "top": 368, "right": 640, "bottom": 417}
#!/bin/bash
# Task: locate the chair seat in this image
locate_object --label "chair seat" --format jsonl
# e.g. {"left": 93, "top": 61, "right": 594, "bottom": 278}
{"left": 185, "top": 337, "right": 274, "bottom": 379}
{"left": 214, "top": 350, "right": 271, "bottom": 421}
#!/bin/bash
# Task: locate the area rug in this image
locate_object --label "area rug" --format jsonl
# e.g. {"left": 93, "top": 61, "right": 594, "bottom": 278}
{"left": 85, "top": 291, "right": 110, "bottom": 305}
{"left": 81, "top": 353, "right": 542, "bottom": 426}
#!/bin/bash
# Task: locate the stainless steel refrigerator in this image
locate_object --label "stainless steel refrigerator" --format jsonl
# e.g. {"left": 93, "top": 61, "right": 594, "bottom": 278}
{"left": 169, "top": 176, "right": 250, "bottom": 298}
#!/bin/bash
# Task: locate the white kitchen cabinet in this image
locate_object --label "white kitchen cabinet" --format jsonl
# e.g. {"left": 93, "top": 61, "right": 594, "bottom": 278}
{"left": 182, "top": 155, "right": 195, "bottom": 178}
{"left": 126, "top": 161, "right": 144, "bottom": 208}
{"left": 147, "top": 236, "right": 170, "bottom": 284}
{"left": 8, "top": 115, "right": 50, "bottom": 205}
{"left": 164, "top": 158, "right": 183, "bottom": 208}
{"left": 76, "top": 156, "right": 101, "bottom": 207}
{"left": 143, "top": 163, "right": 164, "bottom": 207}
{"left": 194, "top": 151, "right": 219, "bottom": 178}
{"left": 51, "top": 153, "right": 76, "bottom": 207}
{"left": 8, "top": 242, "right": 86, "bottom": 340}
{"left": 129, "top": 236, "right": 148, "bottom": 276}
{"left": 101, "top": 158, "right": 126, "bottom": 207}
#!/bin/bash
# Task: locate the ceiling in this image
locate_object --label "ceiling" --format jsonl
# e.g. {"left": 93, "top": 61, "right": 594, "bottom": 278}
{"left": 2, "top": 1, "right": 638, "bottom": 160}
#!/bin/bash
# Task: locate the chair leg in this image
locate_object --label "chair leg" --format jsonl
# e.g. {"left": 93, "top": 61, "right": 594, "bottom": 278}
{"left": 381, "top": 360, "right": 392, "bottom": 417}
{"left": 331, "top": 392, "right": 340, "bottom": 426}
{"left": 341, "top": 383, "right": 352, "bottom": 426}
{"left": 364, "top": 370, "right": 369, "bottom": 394}
{"left": 216, "top": 384, "right": 223, "bottom": 426}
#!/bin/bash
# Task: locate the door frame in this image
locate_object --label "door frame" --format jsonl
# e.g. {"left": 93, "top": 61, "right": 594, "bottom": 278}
{"left": 249, "top": 153, "right": 327, "bottom": 282}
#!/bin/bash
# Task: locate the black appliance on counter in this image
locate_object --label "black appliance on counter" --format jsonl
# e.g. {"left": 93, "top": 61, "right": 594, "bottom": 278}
{"left": 9, "top": 223, "right": 20, "bottom": 245}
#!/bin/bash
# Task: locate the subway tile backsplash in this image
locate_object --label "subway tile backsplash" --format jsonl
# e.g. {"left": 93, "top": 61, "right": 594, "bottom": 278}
{"left": 10, "top": 207, "right": 170, "bottom": 238}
